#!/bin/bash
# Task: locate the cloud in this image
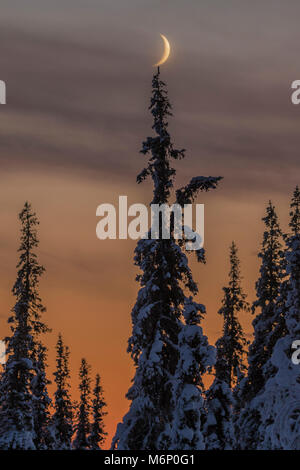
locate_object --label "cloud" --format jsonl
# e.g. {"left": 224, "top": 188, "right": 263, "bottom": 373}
{"left": 1, "top": 0, "right": 300, "bottom": 202}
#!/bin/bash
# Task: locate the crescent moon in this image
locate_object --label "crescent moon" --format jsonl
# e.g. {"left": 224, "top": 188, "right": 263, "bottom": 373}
{"left": 154, "top": 34, "right": 170, "bottom": 67}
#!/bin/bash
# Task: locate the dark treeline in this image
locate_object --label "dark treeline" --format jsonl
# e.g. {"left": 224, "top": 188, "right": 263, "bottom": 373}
{"left": 0, "top": 203, "right": 107, "bottom": 449}
{"left": 0, "top": 70, "right": 299, "bottom": 450}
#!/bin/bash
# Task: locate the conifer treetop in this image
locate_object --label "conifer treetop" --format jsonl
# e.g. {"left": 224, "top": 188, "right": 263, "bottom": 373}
{"left": 248, "top": 201, "right": 284, "bottom": 395}
{"left": 289, "top": 185, "right": 300, "bottom": 235}
{"left": 253, "top": 200, "right": 283, "bottom": 311}
{"left": 138, "top": 69, "right": 222, "bottom": 206}
{"left": 138, "top": 69, "right": 185, "bottom": 205}
{"left": 217, "top": 242, "right": 249, "bottom": 388}
{"left": 10, "top": 201, "right": 49, "bottom": 339}
{"left": 50, "top": 334, "right": 73, "bottom": 450}
{"left": 89, "top": 373, "right": 107, "bottom": 450}
{"left": 73, "top": 358, "right": 91, "bottom": 450}
{"left": 285, "top": 185, "right": 300, "bottom": 336}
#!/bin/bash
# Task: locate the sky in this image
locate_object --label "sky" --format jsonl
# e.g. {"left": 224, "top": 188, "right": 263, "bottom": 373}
{"left": 0, "top": 0, "right": 300, "bottom": 446}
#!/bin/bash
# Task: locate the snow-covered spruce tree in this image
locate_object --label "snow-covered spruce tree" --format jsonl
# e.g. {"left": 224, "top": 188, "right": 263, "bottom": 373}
{"left": 49, "top": 334, "right": 73, "bottom": 449}
{"left": 203, "top": 334, "right": 234, "bottom": 450}
{"left": 31, "top": 342, "right": 52, "bottom": 449}
{"left": 89, "top": 374, "right": 107, "bottom": 450}
{"left": 254, "top": 187, "right": 300, "bottom": 450}
{"left": 0, "top": 202, "right": 48, "bottom": 450}
{"left": 248, "top": 202, "right": 285, "bottom": 396}
{"left": 73, "top": 358, "right": 91, "bottom": 450}
{"left": 203, "top": 345, "right": 234, "bottom": 450}
{"left": 169, "top": 298, "right": 215, "bottom": 450}
{"left": 111, "top": 68, "right": 221, "bottom": 450}
{"left": 237, "top": 202, "right": 286, "bottom": 449}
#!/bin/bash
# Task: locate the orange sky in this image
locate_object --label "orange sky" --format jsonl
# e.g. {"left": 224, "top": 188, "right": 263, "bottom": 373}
{"left": 1, "top": 0, "right": 300, "bottom": 447}
{"left": 0, "top": 168, "right": 293, "bottom": 446}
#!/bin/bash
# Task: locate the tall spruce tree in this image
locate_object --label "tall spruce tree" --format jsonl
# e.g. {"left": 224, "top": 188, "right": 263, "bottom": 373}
{"left": 73, "top": 358, "right": 91, "bottom": 450}
{"left": 111, "top": 69, "right": 221, "bottom": 450}
{"left": 255, "top": 187, "right": 300, "bottom": 450}
{"left": 203, "top": 346, "right": 234, "bottom": 450}
{"left": 169, "top": 298, "right": 215, "bottom": 450}
{"left": 237, "top": 202, "right": 286, "bottom": 449}
{"left": 49, "top": 334, "right": 73, "bottom": 449}
{"left": 0, "top": 202, "right": 48, "bottom": 449}
{"left": 89, "top": 374, "right": 107, "bottom": 450}
{"left": 248, "top": 202, "right": 285, "bottom": 396}
{"left": 218, "top": 242, "right": 249, "bottom": 390}
{"left": 204, "top": 243, "right": 248, "bottom": 450}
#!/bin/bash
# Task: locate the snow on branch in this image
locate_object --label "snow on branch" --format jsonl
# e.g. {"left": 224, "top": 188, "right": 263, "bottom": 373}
{"left": 176, "top": 176, "right": 223, "bottom": 206}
